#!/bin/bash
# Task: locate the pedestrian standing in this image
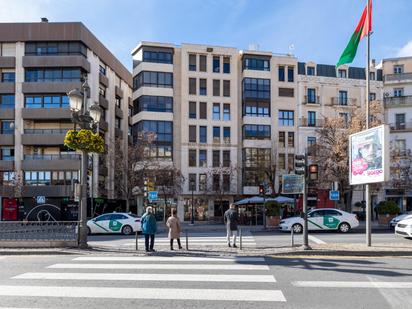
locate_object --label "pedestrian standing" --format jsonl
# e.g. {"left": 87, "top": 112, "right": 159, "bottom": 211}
{"left": 166, "top": 208, "right": 182, "bottom": 250}
{"left": 141, "top": 206, "right": 157, "bottom": 252}
{"left": 224, "top": 203, "right": 239, "bottom": 248}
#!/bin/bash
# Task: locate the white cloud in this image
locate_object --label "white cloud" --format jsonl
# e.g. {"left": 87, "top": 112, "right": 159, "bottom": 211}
{"left": 397, "top": 41, "right": 412, "bottom": 57}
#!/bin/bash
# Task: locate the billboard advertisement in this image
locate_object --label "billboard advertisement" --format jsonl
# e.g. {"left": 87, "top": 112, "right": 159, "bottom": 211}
{"left": 282, "top": 174, "right": 304, "bottom": 194}
{"left": 349, "top": 124, "right": 390, "bottom": 185}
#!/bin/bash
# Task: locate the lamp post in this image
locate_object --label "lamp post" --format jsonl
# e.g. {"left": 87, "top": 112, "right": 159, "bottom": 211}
{"left": 68, "top": 80, "right": 101, "bottom": 249}
{"left": 190, "top": 179, "right": 195, "bottom": 225}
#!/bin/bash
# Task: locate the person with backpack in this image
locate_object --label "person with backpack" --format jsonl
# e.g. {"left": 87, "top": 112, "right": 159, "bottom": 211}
{"left": 141, "top": 206, "right": 157, "bottom": 252}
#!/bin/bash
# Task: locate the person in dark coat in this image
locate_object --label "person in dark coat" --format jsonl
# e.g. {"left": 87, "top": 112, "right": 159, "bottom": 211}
{"left": 224, "top": 203, "right": 239, "bottom": 248}
{"left": 141, "top": 206, "right": 157, "bottom": 252}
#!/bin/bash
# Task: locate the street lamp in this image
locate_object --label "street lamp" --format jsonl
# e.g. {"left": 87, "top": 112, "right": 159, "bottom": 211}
{"left": 190, "top": 179, "right": 195, "bottom": 225}
{"left": 68, "top": 79, "right": 101, "bottom": 249}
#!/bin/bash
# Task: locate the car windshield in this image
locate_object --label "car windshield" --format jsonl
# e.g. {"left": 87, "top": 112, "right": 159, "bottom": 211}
{"left": 128, "top": 213, "right": 138, "bottom": 218}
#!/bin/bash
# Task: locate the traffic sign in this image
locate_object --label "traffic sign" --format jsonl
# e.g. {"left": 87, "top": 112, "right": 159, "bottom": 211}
{"left": 36, "top": 196, "right": 46, "bottom": 204}
{"left": 148, "top": 191, "right": 158, "bottom": 202}
{"left": 329, "top": 190, "right": 340, "bottom": 201}
{"left": 282, "top": 174, "right": 304, "bottom": 194}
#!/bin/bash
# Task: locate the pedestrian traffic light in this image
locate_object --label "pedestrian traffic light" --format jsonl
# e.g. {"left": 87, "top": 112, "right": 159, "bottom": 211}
{"left": 309, "top": 164, "right": 318, "bottom": 180}
{"left": 259, "top": 185, "right": 265, "bottom": 196}
{"left": 143, "top": 179, "right": 148, "bottom": 197}
{"left": 294, "top": 154, "right": 307, "bottom": 176}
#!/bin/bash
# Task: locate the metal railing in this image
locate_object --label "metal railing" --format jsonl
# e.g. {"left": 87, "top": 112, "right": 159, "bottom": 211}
{"left": 23, "top": 128, "right": 70, "bottom": 134}
{"left": 384, "top": 95, "right": 412, "bottom": 107}
{"left": 303, "top": 95, "right": 320, "bottom": 104}
{"left": 389, "top": 122, "right": 412, "bottom": 131}
{"left": 330, "top": 97, "right": 358, "bottom": 106}
{"left": 384, "top": 72, "right": 412, "bottom": 82}
{"left": 298, "top": 117, "right": 325, "bottom": 127}
{"left": 0, "top": 104, "right": 15, "bottom": 109}
{"left": 0, "top": 221, "right": 78, "bottom": 241}
{"left": 24, "top": 154, "right": 81, "bottom": 160}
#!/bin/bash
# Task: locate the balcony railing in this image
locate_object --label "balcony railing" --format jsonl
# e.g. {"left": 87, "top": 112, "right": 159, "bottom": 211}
{"left": 330, "top": 97, "right": 358, "bottom": 106}
{"left": 24, "top": 154, "right": 81, "bottom": 160}
{"left": 389, "top": 122, "right": 412, "bottom": 132}
{"left": 299, "top": 117, "right": 325, "bottom": 127}
{"left": 24, "top": 128, "right": 70, "bottom": 134}
{"left": 384, "top": 72, "right": 412, "bottom": 82}
{"left": 303, "top": 95, "right": 320, "bottom": 105}
{"left": 384, "top": 95, "right": 412, "bottom": 107}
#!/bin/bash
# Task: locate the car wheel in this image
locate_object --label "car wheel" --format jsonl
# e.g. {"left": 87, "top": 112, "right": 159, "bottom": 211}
{"left": 292, "top": 223, "right": 303, "bottom": 234}
{"left": 121, "top": 225, "right": 133, "bottom": 235}
{"left": 338, "top": 222, "right": 351, "bottom": 233}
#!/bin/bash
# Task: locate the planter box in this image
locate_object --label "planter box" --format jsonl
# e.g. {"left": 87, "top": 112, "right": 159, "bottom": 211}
{"left": 378, "top": 214, "right": 396, "bottom": 225}
{"left": 266, "top": 216, "right": 281, "bottom": 227}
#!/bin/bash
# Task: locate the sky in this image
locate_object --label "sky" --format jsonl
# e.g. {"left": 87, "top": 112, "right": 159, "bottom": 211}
{"left": 1, "top": 0, "right": 411, "bottom": 70}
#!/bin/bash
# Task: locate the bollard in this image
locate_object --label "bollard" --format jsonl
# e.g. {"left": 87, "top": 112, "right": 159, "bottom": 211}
{"left": 291, "top": 228, "right": 294, "bottom": 247}
{"left": 185, "top": 229, "right": 189, "bottom": 250}
{"left": 239, "top": 228, "right": 242, "bottom": 250}
{"left": 135, "top": 230, "right": 139, "bottom": 251}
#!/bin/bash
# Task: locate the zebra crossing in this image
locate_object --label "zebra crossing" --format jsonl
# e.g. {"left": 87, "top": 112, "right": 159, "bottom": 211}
{"left": 1, "top": 255, "right": 286, "bottom": 306}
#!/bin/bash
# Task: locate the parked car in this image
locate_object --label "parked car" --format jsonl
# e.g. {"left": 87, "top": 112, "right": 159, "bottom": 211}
{"left": 395, "top": 217, "right": 412, "bottom": 239}
{"left": 389, "top": 213, "right": 412, "bottom": 230}
{"left": 279, "top": 208, "right": 359, "bottom": 233}
{"left": 87, "top": 212, "right": 141, "bottom": 235}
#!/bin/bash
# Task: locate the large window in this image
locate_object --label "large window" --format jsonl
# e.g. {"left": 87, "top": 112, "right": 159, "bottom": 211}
{"left": 199, "top": 126, "right": 207, "bottom": 143}
{"left": 25, "top": 94, "right": 69, "bottom": 108}
{"left": 189, "top": 78, "right": 196, "bottom": 95}
{"left": 1, "top": 72, "right": 15, "bottom": 83}
{"left": 25, "top": 68, "right": 85, "bottom": 82}
{"left": 287, "top": 67, "right": 294, "bottom": 82}
{"left": 242, "top": 148, "right": 271, "bottom": 186}
{"left": 243, "top": 78, "right": 270, "bottom": 99}
{"left": 189, "top": 126, "right": 196, "bottom": 143}
{"left": 213, "top": 80, "right": 220, "bottom": 96}
{"left": 223, "top": 80, "right": 230, "bottom": 97}
{"left": 0, "top": 147, "right": 14, "bottom": 161}
{"left": 223, "top": 150, "right": 230, "bottom": 167}
{"left": 189, "top": 101, "right": 196, "bottom": 119}
{"left": 307, "top": 88, "right": 316, "bottom": 103}
{"left": 223, "top": 127, "right": 230, "bottom": 143}
{"left": 307, "top": 66, "right": 315, "bottom": 75}
{"left": 243, "top": 125, "right": 270, "bottom": 140}
{"left": 189, "top": 54, "right": 196, "bottom": 71}
{"left": 199, "top": 150, "right": 207, "bottom": 167}
{"left": 213, "top": 150, "right": 220, "bottom": 167}
{"left": 25, "top": 41, "right": 87, "bottom": 57}
{"left": 338, "top": 90, "right": 348, "bottom": 105}
{"left": 199, "top": 79, "right": 207, "bottom": 96}
{"left": 213, "top": 56, "right": 220, "bottom": 73}
{"left": 308, "top": 111, "right": 316, "bottom": 127}
{"left": 189, "top": 149, "right": 196, "bottom": 167}
{"left": 278, "top": 66, "right": 285, "bottom": 81}
{"left": 223, "top": 104, "right": 230, "bottom": 121}
{"left": 279, "top": 132, "right": 285, "bottom": 147}
{"left": 1, "top": 120, "right": 14, "bottom": 134}
{"left": 133, "top": 120, "right": 173, "bottom": 159}
{"left": 278, "top": 110, "right": 294, "bottom": 126}
{"left": 213, "top": 127, "right": 220, "bottom": 143}
{"left": 244, "top": 101, "right": 270, "bottom": 117}
{"left": 0, "top": 171, "right": 15, "bottom": 186}
{"left": 0, "top": 95, "right": 14, "bottom": 109}
{"left": 243, "top": 57, "right": 270, "bottom": 71}
{"left": 307, "top": 136, "right": 317, "bottom": 156}
{"left": 199, "top": 55, "right": 207, "bottom": 72}
{"left": 213, "top": 103, "right": 220, "bottom": 120}
{"left": 24, "top": 170, "right": 79, "bottom": 186}
{"left": 143, "top": 50, "right": 173, "bottom": 64}
{"left": 223, "top": 57, "right": 230, "bottom": 73}
{"left": 133, "top": 96, "right": 173, "bottom": 114}
{"left": 199, "top": 102, "right": 207, "bottom": 119}
{"left": 288, "top": 132, "right": 294, "bottom": 147}
{"left": 133, "top": 71, "right": 173, "bottom": 90}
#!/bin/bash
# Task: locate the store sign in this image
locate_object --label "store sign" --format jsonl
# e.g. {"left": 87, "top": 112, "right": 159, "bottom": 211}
{"left": 349, "top": 125, "right": 389, "bottom": 185}
{"left": 329, "top": 191, "right": 340, "bottom": 201}
{"left": 36, "top": 196, "right": 46, "bottom": 204}
{"left": 148, "top": 191, "right": 158, "bottom": 202}
{"left": 282, "top": 174, "right": 304, "bottom": 194}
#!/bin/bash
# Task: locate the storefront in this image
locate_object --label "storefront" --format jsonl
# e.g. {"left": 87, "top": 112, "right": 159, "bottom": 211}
{"left": 183, "top": 198, "right": 209, "bottom": 222}
{"left": 1, "top": 197, "right": 19, "bottom": 221}
{"left": 385, "top": 189, "right": 412, "bottom": 212}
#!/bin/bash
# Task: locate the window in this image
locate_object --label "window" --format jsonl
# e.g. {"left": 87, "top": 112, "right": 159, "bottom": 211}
{"left": 1, "top": 171, "right": 15, "bottom": 186}
{"left": 339, "top": 112, "right": 349, "bottom": 127}
{"left": 213, "top": 103, "right": 220, "bottom": 120}
{"left": 199, "top": 174, "right": 207, "bottom": 191}
{"left": 213, "top": 79, "right": 220, "bottom": 96}
{"left": 394, "top": 88, "right": 404, "bottom": 97}
{"left": 115, "top": 96, "right": 121, "bottom": 108}
{"left": 307, "top": 66, "right": 315, "bottom": 75}
{"left": 243, "top": 78, "right": 270, "bottom": 99}
{"left": 395, "top": 139, "right": 406, "bottom": 155}
{"left": 243, "top": 125, "right": 271, "bottom": 140}
{"left": 339, "top": 90, "right": 348, "bottom": 105}
{"left": 115, "top": 117, "right": 121, "bottom": 129}
{"left": 25, "top": 68, "right": 84, "bottom": 82}
{"left": 189, "top": 125, "right": 197, "bottom": 143}
{"left": 189, "top": 149, "right": 196, "bottom": 167}
{"left": 288, "top": 132, "right": 294, "bottom": 148}
{"left": 1, "top": 72, "right": 15, "bottom": 83}
{"left": 24, "top": 171, "right": 54, "bottom": 186}
{"left": 370, "top": 72, "right": 375, "bottom": 80}
{"left": 188, "top": 174, "right": 196, "bottom": 191}
{"left": 132, "top": 71, "right": 173, "bottom": 90}
{"left": 143, "top": 50, "right": 173, "bottom": 64}
{"left": 0, "top": 147, "right": 14, "bottom": 161}
{"left": 279, "top": 132, "right": 285, "bottom": 147}
{"left": 199, "top": 79, "right": 207, "bottom": 96}
{"left": 223, "top": 57, "right": 230, "bottom": 73}
{"left": 338, "top": 69, "right": 347, "bottom": 78}
{"left": 278, "top": 88, "right": 294, "bottom": 97}
{"left": 369, "top": 92, "right": 376, "bottom": 101}
{"left": 278, "top": 110, "right": 294, "bottom": 126}
{"left": 199, "top": 126, "right": 207, "bottom": 143}
{"left": 395, "top": 113, "right": 406, "bottom": 130}
{"left": 308, "top": 111, "right": 316, "bottom": 126}
{"left": 189, "top": 54, "right": 196, "bottom": 71}
{"left": 244, "top": 101, "right": 270, "bottom": 117}
{"left": 394, "top": 65, "right": 403, "bottom": 74}
{"left": 223, "top": 174, "right": 230, "bottom": 191}
{"left": 25, "top": 41, "right": 87, "bottom": 57}
{"left": 223, "top": 80, "right": 230, "bottom": 97}
{"left": 307, "top": 88, "right": 316, "bottom": 103}
{"left": 133, "top": 120, "right": 173, "bottom": 159}
{"left": 189, "top": 101, "right": 196, "bottom": 119}
{"left": 243, "top": 58, "right": 270, "bottom": 71}
{"left": 223, "top": 104, "right": 230, "bottom": 121}
{"left": 189, "top": 78, "right": 196, "bottom": 95}
{"left": 199, "top": 102, "right": 207, "bottom": 119}
{"left": 199, "top": 55, "right": 207, "bottom": 72}
{"left": 278, "top": 66, "right": 285, "bottom": 81}
{"left": 287, "top": 67, "right": 294, "bottom": 82}
{"left": 223, "top": 127, "right": 230, "bottom": 143}
{"left": 242, "top": 148, "right": 271, "bottom": 186}
{"left": 133, "top": 96, "right": 173, "bottom": 114}
{"left": 213, "top": 56, "right": 220, "bottom": 73}
{"left": 288, "top": 154, "right": 294, "bottom": 171}
{"left": 0, "top": 95, "right": 14, "bottom": 109}
{"left": 99, "top": 64, "right": 106, "bottom": 76}
{"left": 223, "top": 150, "right": 230, "bottom": 167}
{"left": 278, "top": 154, "right": 286, "bottom": 170}
{"left": 99, "top": 85, "right": 106, "bottom": 97}
{"left": 213, "top": 174, "right": 220, "bottom": 191}
{"left": 199, "top": 150, "right": 207, "bottom": 167}
{"left": 213, "top": 150, "right": 220, "bottom": 167}
{"left": 307, "top": 137, "right": 316, "bottom": 156}
{"left": 213, "top": 127, "right": 220, "bottom": 143}
{"left": 1, "top": 120, "right": 14, "bottom": 134}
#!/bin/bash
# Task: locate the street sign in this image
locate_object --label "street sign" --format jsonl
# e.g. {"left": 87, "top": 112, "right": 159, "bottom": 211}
{"left": 282, "top": 174, "right": 304, "bottom": 194}
{"left": 36, "top": 196, "right": 46, "bottom": 204}
{"left": 329, "top": 190, "right": 340, "bottom": 201}
{"left": 148, "top": 191, "right": 158, "bottom": 202}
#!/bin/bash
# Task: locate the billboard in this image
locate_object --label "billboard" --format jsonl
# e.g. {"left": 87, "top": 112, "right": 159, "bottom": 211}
{"left": 282, "top": 174, "right": 304, "bottom": 194}
{"left": 349, "top": 124, "right": 390, "bottom": 185}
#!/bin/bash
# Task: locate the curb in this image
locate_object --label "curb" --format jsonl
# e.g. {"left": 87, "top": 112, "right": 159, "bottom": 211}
{"left": 267, "top": 249, "right": 412, "bottom": 258}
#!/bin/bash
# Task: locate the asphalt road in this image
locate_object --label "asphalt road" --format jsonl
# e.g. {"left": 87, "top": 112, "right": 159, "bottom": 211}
{"left": 0, "top": 254, "right": 411, "bottom": 308}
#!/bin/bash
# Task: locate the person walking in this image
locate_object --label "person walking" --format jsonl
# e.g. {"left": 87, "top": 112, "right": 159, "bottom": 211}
{"left": 166, "top": 208, "right": 182, "bottom": 250}
{"left": 141, "top": 206, "right": 157, "bottom": 252}
{"left": 224, "top": 203, "right": 239, "bottom": 248}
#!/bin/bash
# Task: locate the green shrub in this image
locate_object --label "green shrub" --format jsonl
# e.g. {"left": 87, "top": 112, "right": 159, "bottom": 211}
{"left": 377, "top": 200, "right": 400, "bottom": 215}
{"left": 265, "top": 201, "right": 280, "bottom": 217}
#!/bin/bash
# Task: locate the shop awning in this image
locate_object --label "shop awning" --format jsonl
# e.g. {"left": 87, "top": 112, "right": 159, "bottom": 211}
{"left": 234, "top": 196, "right": 295, "bottom": 205}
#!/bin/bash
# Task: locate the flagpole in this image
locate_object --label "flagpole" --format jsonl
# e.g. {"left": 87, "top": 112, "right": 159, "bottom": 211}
{"left": 365, "top": 0, "right": 372, "bottom": 247}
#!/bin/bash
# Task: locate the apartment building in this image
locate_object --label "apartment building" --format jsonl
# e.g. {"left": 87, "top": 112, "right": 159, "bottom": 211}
{"left": 0, "top": 21, "right": 132, "bottom": 221}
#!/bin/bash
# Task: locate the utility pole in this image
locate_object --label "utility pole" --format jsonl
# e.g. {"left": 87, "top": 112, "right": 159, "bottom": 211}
{"left": 295, "top": 154, "right": 311, "bottom": 250}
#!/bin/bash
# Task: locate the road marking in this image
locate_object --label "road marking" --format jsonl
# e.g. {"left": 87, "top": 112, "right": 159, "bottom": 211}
{"left": 308, "top": 235, "right": 327, "bottom": 244}
{"left": 48, "top": 263, "right": 269, "bottom": 270}
{"left": 73, "top": 256, "right": 265, "bottom": 262}
{"left": 0, "top": 286, "right": 286, "bottom": 302}
{"left": 14, "top": 272, "right": 276, "bottom": 283}
{"left": 292, "top": 281, "right": 412, "bottom": 288}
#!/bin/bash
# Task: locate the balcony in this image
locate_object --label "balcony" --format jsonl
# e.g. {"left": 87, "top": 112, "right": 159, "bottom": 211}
{"left": 115, "top": 128, "right": 123, "bottom": 138}
{"left": 99, "top": 95, "right": 109, "bottom": 109}
{"left": 22, "top": 55, "right": 90, "bottom": 72}
{"left": 299, "top": 117, "right": 325, "bottom": 127}
{"left": 21, "top": 108, "right": 71, "bottom": 120}
{"left": 21, "top": 185, "right": 72, "bottom": 198}
{"left": 303, "top": 95, "right": 320, "bottom": 105}
{"left": 384, "top": 95, "right": 412, "bottom": 108}
{"left": 0, "top": 134, "right": 14, "bottom": 145}
{"left": 384, "top": 72, "right": 412, "bottom": 83}
{"left": 0, "top": 160, "right": 14, "bottom": 171}
{"left": 389, "top": 122, "right": 412, "bottom": 132}
{"left": 0, "top": 56, "right": 15, "bottom": 68}
{"left": 22, "top": 81, "right": 82, "bottom": 94}
{"left": 22, "top": 154, "right": 81, "bottom": 171}
{"left": 99, "top": 73, "right": 109, "bottom": 87}
{"left": 98, "top": 120, "right": 108, "bottom": 132}
{"left": 115, "top": 85, "right": 123, "bottom": 98}
{"left": 22, "top": 129, "right": 69, "bottom": 145}
{"left": 0, "top": 107, "right": 15, "bottom": 119}
{"left": 0, "top": 82, "right": 15, "bottom": 93}
{"left": 115, "top": 105, "right": 123, "bottom": 118}
{"left": 329, "top": 97, "right": 358, "bottom": 107}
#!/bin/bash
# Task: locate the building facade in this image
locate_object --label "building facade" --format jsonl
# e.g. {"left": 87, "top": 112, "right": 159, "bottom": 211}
{"left": 0, "top": 21, "right": 132, "bottom": 221}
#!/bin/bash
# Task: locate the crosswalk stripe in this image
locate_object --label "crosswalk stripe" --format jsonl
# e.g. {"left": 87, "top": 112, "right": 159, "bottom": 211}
{"left": 73, "top": 256, "right": 265, "bottom": 262}
{"left": 0, "top": 285, "right": 286, "bottom": 302}
{"left": 308, "top": 235, "right": 327, "bottom": 244}
{"left": 48, "top": 263, "right": 269, "bottom": 270}
{"left": 292, "top": 281, "right": 412, "bottom": 288}
{"left": 14, "top": 272, "right": 276, "bottom": 283}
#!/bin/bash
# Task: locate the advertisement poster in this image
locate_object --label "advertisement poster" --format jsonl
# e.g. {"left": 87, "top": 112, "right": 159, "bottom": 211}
{"left": 349, "top": 125, "right": 389, "bottom": 185}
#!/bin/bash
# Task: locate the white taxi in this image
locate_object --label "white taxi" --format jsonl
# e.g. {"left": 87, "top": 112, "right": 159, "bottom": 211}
{"left": 279, "top": 208, "right": 359, "bottom": 233}
{"left": 87, "top": 212, "right": 141, "bottom": 235}
{"left": 395, "top": 217, "right": 412, "bottom": 239}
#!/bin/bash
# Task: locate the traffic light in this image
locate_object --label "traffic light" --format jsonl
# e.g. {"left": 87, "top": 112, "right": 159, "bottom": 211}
{"left": 294, "top": 154, "right": 307, "bottom": 176}
{"left": 259, "top": 185, "right": 265, "bottom": 196}
{"left": 309, "top": 164, "right": 318, "bottom": 180}
{"left": 143, "top": 178, "right": 148, "bottom": 197}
